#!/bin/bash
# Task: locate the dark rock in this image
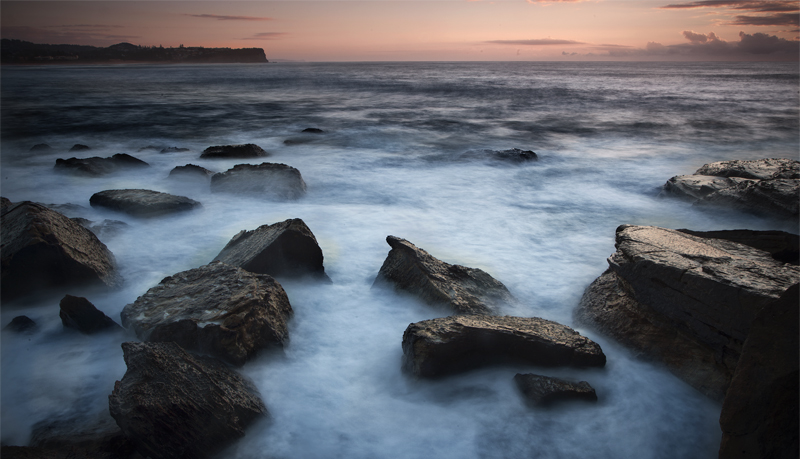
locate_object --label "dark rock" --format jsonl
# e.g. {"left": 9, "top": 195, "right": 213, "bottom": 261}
{"left": 54, "top": 154, "right": 149, "bottom": 177}
{"left": 490, "top": 148, "right": 538, "bottom": 162}
{"left": 120, "top": 261, "right": 293, "bottom": 366}
{"left": 302, "top": 128, "right": 325, "bottom": 133}
{"left": 200, "top": 143, "right": 269, "bottom": 159}
{"left": 402, "top": 315, "right": 606, "bottom": 378}
{"left": 69, "top": 144, "right": 91, "bottom": 152}
{"left": 373, "top": 236, "right": 514, "bottom": 315}
{"left": 109, "top": 153, "right": 148, "bottom": 168}
{"left": 90, "top": 189, "right": 201, "bottom": 217}
{"left": 677, "top": 229, "right": 799, "bottom": 265}
{"left": 160, "top": 147, "right": 190, "bottom": 153}
{"left": 514, "top": 373, "right": 598, "bottom": 407}
{"left": 137, "top": 145, "right": 161, "bottom": 152}
{"left": 1, "top": 196, "right": 12, "bottom": 210}
{"left": 718, "top": 284, "right": 799, "bottom": 459}
{"left": 168, "top": 164, "right": 215, "bottom": 180}
{"left": 30, "top": 411, "right": 137, "bottom": 459}
{"left": 212, "top": 218, "right": 330, "bottom": 281}
{"left": 72, "top": 217, "right": 128, "bottom": 239}
{"left": 30, "top": 143, "right": 52, "bottom": 152}
{"left": 695, "top": 158, "right": 799, "bottom": 180}
{"left": 1, "top": 202, "right": 121, "bottom": 302}
{"left": 0, "top": 446, "right": 65, "bottom": 459}
{"left": 59, "top": 294, "right": 122, "bottom": 334}
{"left": 108, "top": 341, "right": 268, "bottom": 459}
{"left": 4, "top": 315, "right": 37, "bottom": 333}
{"left": 210, "top": 163, "right": 307, "bottom": 200}
{"left": 575, "top": 225, "right": 800, "bottom": 400}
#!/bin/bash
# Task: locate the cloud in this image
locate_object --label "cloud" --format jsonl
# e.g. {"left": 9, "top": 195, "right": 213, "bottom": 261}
{"left": 526, "top": 0, "right": 591, "bottom": 3}
{"left": 240, "top": 32, "right": 288, "bottom": 40}
{"left": 731, "top": 12, "right": 800, "bottom": 26}
{"left": 1, "top": 25, "right": 139, "bottom": 46}
{"left": 598, "top": 30, "right": 798, "bottom": 59}
{"left": 660, "top": 1, "right": 798, "bottom": 12}
{"left": 485, "top": 38, "right": 586, "bottom": 45}
{"left": 185, "top": 14, "right": 273, "bottom": 21}
{"left": 683, "top": 30, "right": 710, "bottom": 42}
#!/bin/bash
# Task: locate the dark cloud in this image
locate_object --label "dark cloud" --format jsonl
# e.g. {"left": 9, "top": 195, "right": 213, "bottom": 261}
{"left": 683, "top": 30, "right": 710, "bottom": 42}
{"left": 731, "top": 12, "right": 800, "bottom": 26}
{"left": 660, "top": 1, "right": 798, "bottom": 12}
{"left": 1, "top": 25, "right": 139, "bottom": 46}
{"left": 47, "top": 24, "right": 124, "bottom": 30}
{"left": 485, "top": 39, "right": 586, "bottom": 45}
{"left": 240, "top": 32, "right": 288, "bottom": 40}
{"left": 598, "top": 30, "right": 798, "bottom": 59}
{"left": 185, "top": 14, "right": 272, "bottom": 21}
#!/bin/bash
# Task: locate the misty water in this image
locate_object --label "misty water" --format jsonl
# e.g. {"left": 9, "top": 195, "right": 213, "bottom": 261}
{"left": 1, "top": 62, "right": 798, "bottom": 458}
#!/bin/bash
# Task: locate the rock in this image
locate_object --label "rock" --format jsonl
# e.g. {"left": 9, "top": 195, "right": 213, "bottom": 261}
{"left": 514, "top": 373, "right": 598, "bottom": 407}
{"left": 458, "top": 148, "right": 538, "bottom": 163}
{"left": 695, "top": 158, "right": 799, "bottom": 180}
{"left": 200, "top": 143, "right": 269, "bottom": 159}
{"left": 0, "top": 446, "right": 66, "bottom": 459}
{"left": 168, "top": 164, "right": 215, "bottom": 180}
{"left": 212, "top": 218, "right": 330, "bottom": 281}
{"left": 108, "top": 341, "right": 268, "bottom": 459}
{"left": 4, "top": 315, "right": 37, "bottom": 333}
{"left": 302, "top": 128, "right": 324, "bottom": 133}
{"left": 373, "top": 236, "right": 514, "bottom": 315}
{"left": 90, "top": 189, "right": 201, "bottom": 217}
{"left": 30, "top": 143, "right": 52, "bottom": 152}
{"left": 718, "top": 284, "right": 799, "bottom": 459}
{"left": 677, "top": 229, "right": 799, "bottom": 265}
{"left": 402, "top": 315, "right": 606, "bottom": 378}
{"left": 697, "top": 178, "right": 799, "bottom": 218}
{"left": 72, "top": 217, "right": 128, "bottom": 239}
{"left": 1, "top": 201, "right": 121, "bottom": 302}
{"left": 160, "top": 147, "right": 190, "bottom": 153}
{"left": 30, "top": 411, "right": 137, "bottom": 459}
{"left": 575, "top": 225, "right": 800, "bottom": 400}
{"left": 59, "top": 294, "right": 122, "bottom": 334}
{"left": 120, "top": 261, "right": 293, "bottom": 366}
{"left": 1, "top": 196, "right": 12, "bottom": 210}
{"left": 54, "top": 153, "right": 149, "bottom": 177}
{"left": 210, "top": 163, "right": 307, "bottom": 200}
{"left": 69, "top": 144, "right": 91, "bottom": 152}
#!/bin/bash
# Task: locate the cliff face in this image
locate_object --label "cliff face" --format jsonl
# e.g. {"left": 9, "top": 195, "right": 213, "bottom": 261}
{"left": 1, "top": 39, "right": 268, "bottom": 64}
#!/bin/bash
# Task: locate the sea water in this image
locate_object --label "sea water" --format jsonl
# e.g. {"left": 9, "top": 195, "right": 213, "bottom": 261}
{"left": 1, "top": 61, "right": 798, "bottom": 458}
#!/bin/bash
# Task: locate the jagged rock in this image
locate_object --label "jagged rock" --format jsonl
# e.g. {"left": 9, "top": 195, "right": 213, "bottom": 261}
{"left": 108, "top": 341, "right": 268, "bottom": 459}
{"left": 575, "top": 225, "right": 800, "bottom": 400}
{"left": 120, "top": 261, "right": 293, "bottom": 366}
{"left": 514, "top": 373, "right": 598, "bottom": 407}
{"left": 200, "top": 143, "right": 268, "bottom": 159}
{"left": 160, "top": 147, "right": 190, "bottom": 153}
{"left": 718, "top": 284, "right": 799, "bottom": 459}
{"left": 213, "top": 218, "right": 330, "bottom": 281}
{"left": 662, "top": 158, "right": 800, "bottom": 219}
{"left": 30, "top": 143, "right": 52, "bottom": 152}
{"left": 30, "top": 411, "right": 137, "bottom": 459}
{"left": 90, "top": 189, "right": 201, "bottom": 217}
{"left": 69, "top": 144, "right": 91, "bottom": 152}
{"left": 1, "top": 202, "right": 121, "bottom": 302}
{"left": 59, "top": 294, "right": 122, "bottom": 334}
{"left": 168, "top": 164, "right": 215, "bottom": 180}
{"left": 402, "top": 315, "right": 606, "bottom": 378}
{"left": 373, "top": 236, "right": 514, "bottom": 315}
{"left": 210, "top": 163, "right": 307, "bottom": 200}
{"left": 54, "top": 154, "right": 149, "bottom": 177}
{"left": 677, "top": 229, "right": 799, "bottom": 265}
{"left": 4, "top": 315, "right": 37, "bottom": 333}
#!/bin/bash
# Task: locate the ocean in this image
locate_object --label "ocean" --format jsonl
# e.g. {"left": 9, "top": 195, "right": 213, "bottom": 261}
{"left": 1, "top": 61, "right": 798, "bottom": 458}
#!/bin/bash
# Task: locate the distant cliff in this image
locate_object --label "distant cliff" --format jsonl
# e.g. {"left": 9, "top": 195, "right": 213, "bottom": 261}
{"left": 1, "top": 40, "right": 268, "bottom": 64}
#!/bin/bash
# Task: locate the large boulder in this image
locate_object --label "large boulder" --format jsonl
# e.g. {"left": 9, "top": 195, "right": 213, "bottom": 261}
{"left": 662, "top": 158, "right": 799, "bottom": 219}
{"left": 210, "top": 163, "right": 307, "bottom": 199}
{"left": 718, "top": 284, "right": 799, "bottom": 459}
{"left": 120, "top": 261, "right": 293, "bottom": 366}
{"left": 54, "top": 154, "right": 149, "bottom": 177}
{"left": 213, "top": 218, "right": 329, "bottom": 281}
{"left": 1, "top": 202, "right": 121, "bottom": 302}
{"left": 59, "top": 294, "right": 122, "bottom": 334}
{"left": 373, "top": 236, "right": 514, "bottom": 315}
{"left": 200, "top": 143, "right": 269, "bottom": 159}
{"left": 402, "top": 315, "right": 606, "bottom": 378}
{"left": 575, "top": 225, "right": 800, "bottom": 400}
{"left": 108, "top": 341, "right": 268, "bottom": 459}
{"left": 90, "top": 189, "right": 201, "bottom": 217}
{"left": 514, "top": 373, "right": 598, "bottom": 407}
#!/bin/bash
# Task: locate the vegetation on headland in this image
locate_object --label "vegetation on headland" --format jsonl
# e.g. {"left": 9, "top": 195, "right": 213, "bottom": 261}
{"left": 0, "top": 39, "right": 268, "bottom": 64}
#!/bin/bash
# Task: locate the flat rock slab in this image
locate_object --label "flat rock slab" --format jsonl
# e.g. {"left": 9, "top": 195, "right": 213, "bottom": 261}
{"left": 120, "top": 261, "right": 293, "bottom": 366}
{"left": 576, "top": 225, "right": 800, "bottom": 400}
{"left": 109, "top": 341, "right": 267, "bottom": 459}
{"left": 200, "top": 143, "right": 269, "bottom": 159}
{"left": 677, "top": 229, "right": 799, "bottom": 265}
{"left": 402, "top": 315, "right": 606, "bottom": 378}
{"left": 90, "top": 189, "right": 201, "bottom": 217}
{"left": 213, "top": 218, "right": 330, "bottom": 281}
{"left": 1, "top": 201, "right": 121, "bottom": 301}
{"left": 514, "top": 373, "right": 597, "bottom": 407}
{"left": 373, "top": 236, "right": 514, "bottom": 315}
{"left": 54, "top": 154, "right": 149, "bottom": 177}
{"left": 210, "top": 163, "right": 307, "bottom": 199}
{"left": 60, "top": 294, "right": 122, "bottom": 334}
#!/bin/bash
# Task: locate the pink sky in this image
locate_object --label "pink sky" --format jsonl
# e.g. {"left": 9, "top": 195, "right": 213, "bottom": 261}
{"left": 2, "top": 1, "right": 798, "bottom": 61}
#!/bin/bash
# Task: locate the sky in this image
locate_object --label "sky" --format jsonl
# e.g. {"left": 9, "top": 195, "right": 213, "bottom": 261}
{"left": 1, "top": 0, "right": 798, "bottom": 61}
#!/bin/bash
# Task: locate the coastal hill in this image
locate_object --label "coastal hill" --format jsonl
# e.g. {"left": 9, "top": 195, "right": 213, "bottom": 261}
{"left": 1, "top": 39, "right": 268, "bottom": 64}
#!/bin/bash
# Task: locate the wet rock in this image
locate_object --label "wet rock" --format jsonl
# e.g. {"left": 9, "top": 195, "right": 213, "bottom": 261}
{"left": 30, "top": 143, "right": 52, "bottom": 152}
{"left": 120, "top": 261, "right": 293, "bottom": 366}
{"left": 160, "top": 146, "right": 190, "bottom": 153}
{"left": 54, "top": 153, "right": 149, "bottom": 177}
{"left": 90, "top": 189, "right": 201, "bottom": 217}
{"left": 168, "top": 164, "right": 215, "bottom": 180}
{"left": 59, "top": 294, "right": 122, "bottom": 334}
{"left": 302, "top": 128, "right": 324, "bottom": 133}
{"left": 4, "top": 315, "right": 37, "bottom": 333}
{"left": 108, "top": 341, "right": 268, "bottom": 459}
{"left": 69, "top": 144, "right": 91, "bottom": 152}
{"left": 575, "top": 225, "right": 800, "bottom": 400}
{"left": 210, "top": 163, "right": 307, "bottom": 200}
{"left": 402, "top": 315, "right": 606, "bottom": 378}
{"left": 1, "top": 201, "right": 121, "bottom": 302}
{"left": 489, "top": 148, "right": 538, "bottom": 162}
{"left": 514, "top": 373, "right": 598, "bottom": 407}
{"left": 718, "top": 284, "right": 799, "bottom": 459}
{"left": 213, "top": 218, "right": 330, "bottom": 281}
{"left": 373, "top": 236, "right": 514, "bottom": 315}
{"left": 677, "top": 229, "right": 799, "bottom": 265}
{"left": 200, "top": 143, "right": 269, "bottom": 159}
{"left": 30, "top": 411, "right": 137, "bottom": 459}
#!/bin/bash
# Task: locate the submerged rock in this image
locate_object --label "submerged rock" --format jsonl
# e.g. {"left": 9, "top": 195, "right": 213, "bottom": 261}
{"left": 4, "top": 315, "right": 37, "bottom": 333}
{"left": 59, "top": 294, "right": 122, "bottom": 334}
{"left": 210, "top": 163, "right": 307, "bottom": 200}
{"left": 575, "top": 225, "right": 800, "bottom": 400}
{"left": 402, "top": 315, "right": 606, "bottom": 378}
{"left": 302, "top": 127, "right": 325, "bottom": 133}
{"left": 30, "top": 143, "right": 53, "bottom": 152}
{"left": 54, "top": 153, "right": 149, "bottom": 177}
{"left": 514, "top": 373, "right": 598, "bottom": 407}
{"left": 109, "top": 341, "right": 268, "bottom": 459}
{"left": 160, "top": 146, "right": 190, "bottom": 153}
{"left": 213, "top": 218, "right": 330, "bottom": 281}
{"left": 1, "top": 201, "right": 121, "bottom": 302}
{"left": 200, "top": 143, "right": 269, "bottom": 159}
{"left": 69, "top": 144, "right": 91, "bottom": 152}
{"left": 120, "top": 261, "right": 293, "bottom": 366}
{"left": 373, "top": 236, "right": 514, "bottom": 315}
{"left": 168, "top": 164, "right": 215, "bottom": 180}
{"left": 90, "top": 189, "right": 201, "bottom": 217}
